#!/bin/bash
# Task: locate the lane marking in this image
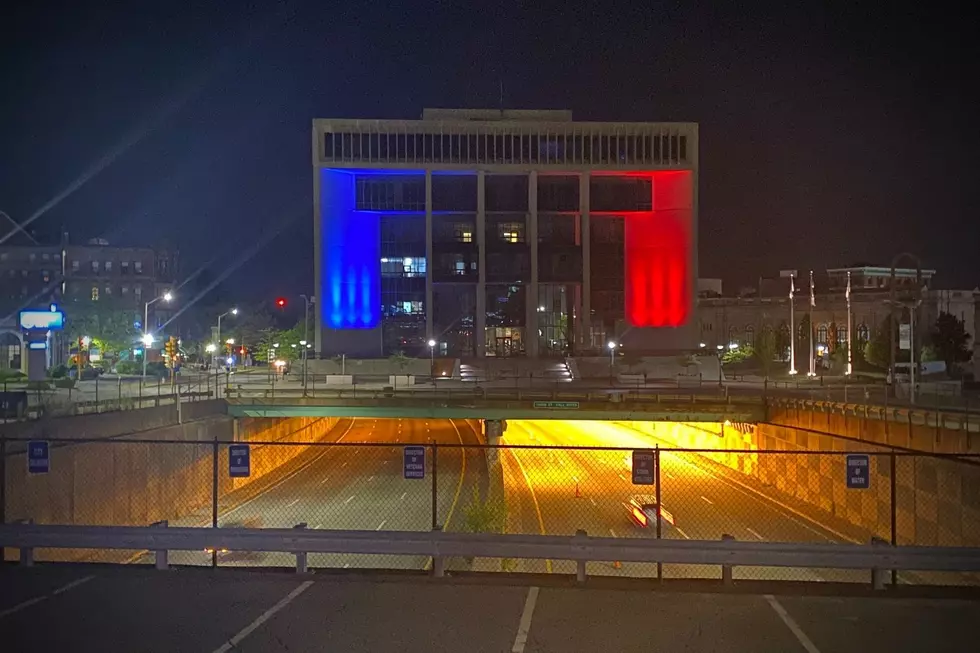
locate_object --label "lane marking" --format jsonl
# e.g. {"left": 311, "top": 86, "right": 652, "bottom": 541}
{"left": 674, "top": 527, "right": 692, "bottom": 540}
{"left": 609, "top": 528, "right": 618, "bottom": 537}
{"left": 0, "top": 575, "right": 95, "bottom": 620}
{"left": 285, "top": 499, "right": 299, "bottom": 508}
{"left": 589, "top": 497, "right": 597, "bottom": 507}
{"left": 368, "top": 476, "right": 375, "bottom": 482}
{"left": 443, "top": 419, "right": 468, "bottom": 530}
{"left": 376, "top": 520, "right": 387, "bottom": 530}
{"left": 507, "top": 445, "right": 553, "bottom": 574}
{"left": 746, "top": 527, "right": 765, "bottom": 540}
{"left": 511, "top": 586, "right": 540, "bottom": 653}
{"left": 700, "top": 495, "right": 714, "bottom": 505}
{"left": 319, "top": 477, "right": 330, "bottom": 485}
{"left": 765, "top": 595, "right": 822, "bottom": 653}
{"left": 211, "top": 581, "right": 314, "bottom": 653}
{"left": 344, "top": 495, "right": 355, "bottom": 505}
{"left": 400, "top": 492, "right": 407, "bottom": 501}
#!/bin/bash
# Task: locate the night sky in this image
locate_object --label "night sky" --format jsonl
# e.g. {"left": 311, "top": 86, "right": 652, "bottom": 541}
{"left": 2, "top": 1, "right": 978, "bottom": 301}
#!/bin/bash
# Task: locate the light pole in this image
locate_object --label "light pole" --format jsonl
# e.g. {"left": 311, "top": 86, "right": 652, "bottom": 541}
{"left": 885, "top": 297, "right": 923, "bottom": 404}
{"left": 216, "top": 308, "right": 239, "bottom": 354}
{"left": 427, "top": 339, "right": 436, "bottom": 385}
{"left": 607, "top": 340, "right": 617, "bottom": 383}
{"left": 788, "top": 273, "right": 797, "bottom": 375}
{"left": 300, "top": 295, "right": 314, "bottom": 392}
{"left": 142, "top": 291, "right": 173, "bottom": 377}
{"left": 205, "top": 343, "right": 217, "bottom": 369}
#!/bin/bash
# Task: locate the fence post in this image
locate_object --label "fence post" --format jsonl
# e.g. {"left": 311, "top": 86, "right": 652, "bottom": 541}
{"left": 138, "top": 377, "right": 143, "bottom": 408}
{"left": 431, "top": 443, "right": 439, "bottom": 530}
{"left": 575, "top": 529, "right": 588, "bottom": 582}
{"left": 212, "top": 436, "right": 219, "bottom": 568}
{"left": 117, "top": 376, "right": 122, "bottom": 407}
{"left": 721, "top": 533, "right": 735, "bottom": 584}
{"left": 294, "top": 523, "right": 308, "bottom": 573}
{"left": 655, "top": 445, "right": 663, "bottom": 581}
{"left": 152, "top": 520, "right": 169, "bottom": 570}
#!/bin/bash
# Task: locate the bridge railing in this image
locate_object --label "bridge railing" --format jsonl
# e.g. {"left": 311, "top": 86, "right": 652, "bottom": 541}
{"left": 3, "top": 522, "right": 979, "bottom": 589}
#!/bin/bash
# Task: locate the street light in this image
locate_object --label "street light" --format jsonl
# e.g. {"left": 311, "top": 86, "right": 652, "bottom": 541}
{"left": 607, "top": 341, "right": 617, "bottom": 381}
{"left": 216, "top": 308, "right": 239, "bottom": 356}
{"left": 143, "top": 291, "right": 173, "bottom": 377}
{"left": 428, "top": 339, "right": 437, "bottom": 385}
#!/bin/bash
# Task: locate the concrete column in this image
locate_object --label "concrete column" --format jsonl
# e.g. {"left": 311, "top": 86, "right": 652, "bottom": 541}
{"left": 312, "top": 167, "right": 322, "bottom": 356}
{"left": 526, "top": 171, "right": 539, "bottom": 358}
{"left": 579, "top": 173, "right": 591, "bottom": 351}
{"left": 475, "top": 171, "right": 487, "bottom": 357}
{"left": 425, "top": 170, "right": 433, "bottom": 341}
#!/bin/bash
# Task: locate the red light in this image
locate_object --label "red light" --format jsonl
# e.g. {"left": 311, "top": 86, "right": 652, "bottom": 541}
{"left": 276, "top": 298, "right": 286, "bottom": 308}
{"left": 239, "top": 348, "right": 245, "bottom": 354}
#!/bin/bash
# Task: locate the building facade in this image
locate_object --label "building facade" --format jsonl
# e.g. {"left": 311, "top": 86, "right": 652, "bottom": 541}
{"left": 0, "top": 236, "right": 178, "bottom": 371}
{"left": 312, "top": 109, "right": 699, "bottom": 358}
{"left": 697, "top": 266, "right": 977, "bottom": 374}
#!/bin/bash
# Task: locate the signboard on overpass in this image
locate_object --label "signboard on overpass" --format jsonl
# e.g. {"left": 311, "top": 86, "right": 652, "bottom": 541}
{"left": 631, "top": 450, "right": 655, "bottom": 485}
{"left": 28, "top": 440, "right": 49, "bottom": 474}
{"left": 532, "top": 401, "right": 580, "bottom": 409}
{"left": 403, "top": 446, "right": 425, "bottom": 479}
{"left": 846, "top": 454, "right": 870, "bottom": 489}
{"left": 229, "top": 444, "right": 251, "bottom": 478}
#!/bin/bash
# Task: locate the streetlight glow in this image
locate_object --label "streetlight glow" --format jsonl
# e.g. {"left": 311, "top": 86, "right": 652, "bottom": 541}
{"left": 162, "top": 291, "right": 173, "bottom": 302}
{"left": 142, "top": 334, "right": 154, "bottom": 346}
{"left": 205, "top": 343, "right": 216, "bottom": 353}
{"left": 226, "top": 338, "right": 235, "bottom": 344}
{"left": 231, "top": 308, "right": 239, "bottom": 315}
{"left": 607, "top": 341, "right": 617, "bottom": 350}
{"left": 427, "top": 339, "right": 436, "bottom": 347}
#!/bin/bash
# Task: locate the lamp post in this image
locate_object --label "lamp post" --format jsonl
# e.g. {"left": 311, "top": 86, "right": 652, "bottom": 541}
{"left": 427, "top": 339, "right": 436, "bottom": 385}
{"left": 788, "top": 273, "right": 797, "bottom": 375}
{"left": 300, "top": 295, "right": 314, "bottom": 393}
{"left": 143, "top": 291, "right": 173, "bottom": 377}
{"left": 215, "top": 308, "right": 238, "bottom": 356}
{"left": 607, "top": 340, "right": 617, "bottom": 383}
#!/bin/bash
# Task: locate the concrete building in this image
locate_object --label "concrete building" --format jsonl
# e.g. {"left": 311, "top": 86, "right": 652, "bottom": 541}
{"left": 312, "top": 108, "right": 699, "bottom": 358}
{"left": 0, "top": 235, "right": 178, "bottom": 372}
{"left": 697, "top": 266, "right": 977, "bottom": 375}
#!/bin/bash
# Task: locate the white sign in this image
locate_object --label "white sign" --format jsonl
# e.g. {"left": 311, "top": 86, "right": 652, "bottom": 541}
{"left": 899, "top": 323, "right": 911, "bottom": 350}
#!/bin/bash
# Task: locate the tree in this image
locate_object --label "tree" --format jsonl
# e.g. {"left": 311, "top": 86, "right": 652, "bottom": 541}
{"left": 754, "top": 328, "right": 777, "bottom": 379}
{"left": 863, "top": 316, "right": 893, "bottom": 370}
{"left": 929, "top": 312, "right": 972, "bottom": 371}
{"left": 252, "top": 324, "right": 303, "bottom": 363}
{"left": 795, "top": 314, "right": 811, "bottom": 365}
{"left": 775, "top": 322, "right": 791, "bottom": 361}
{"left": 64, "top": 303, "right": 140, "bottom": 363}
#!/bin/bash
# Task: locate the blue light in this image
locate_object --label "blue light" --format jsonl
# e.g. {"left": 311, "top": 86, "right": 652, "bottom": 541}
{"left": 321, "top": 169, "right": 381, "bottom": 329}
{"left": 19, "top": 309, "right": 65, "bottom": 331}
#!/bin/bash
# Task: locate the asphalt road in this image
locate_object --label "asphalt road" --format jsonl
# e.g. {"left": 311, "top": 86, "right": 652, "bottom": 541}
{"left": 2, "top": 566, "right": 978, "bottom": 653}
{"left": 138, "top": 417, "right": 485, "bottom": 571}
{"left": 500, "top": 419, "right": 869, "bottom": 582}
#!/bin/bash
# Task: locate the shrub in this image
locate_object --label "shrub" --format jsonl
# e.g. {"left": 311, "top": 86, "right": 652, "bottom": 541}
{"left": 53, "top": 378, "right": 76, "bottom": 389}
{"left": 47, "top": 364, "right": 68, "bottom": 379}
{"left": 460, "top": 487, "right": 505, "bottom": 534}
{"left": 0, "top": 369, "right": 26, "bottom": 383}
{"left": 115, "top": 360, "right": 142, "bottom": 375}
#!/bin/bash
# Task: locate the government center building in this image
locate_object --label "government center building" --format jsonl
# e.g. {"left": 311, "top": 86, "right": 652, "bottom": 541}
{"left": 312, "top": 109, "right": 699, "bottom": 359}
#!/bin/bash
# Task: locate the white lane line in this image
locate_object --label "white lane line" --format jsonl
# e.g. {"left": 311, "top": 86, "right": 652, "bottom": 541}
{"left": 0, "top": 575, "right": 95, "bottom": 620}
{"left": 589, "top": 497, "right": 597, "bottom": 507}
{"left": 511, "top": 586, "right": 540, "bottom": 653}
{"left": 286, "top": 499, "right": 300, "bottom": 508}
{"left": 376, "top": 520, "right": 387, "bottom": 530}
{"left": 400, "top": 492, "right": 407, "bottom": 501}
{"left": 319, "top": 477, "right": 330, "bottom": 485}
{"left": 765, "top": 595, "right": 822, "bottom": 653}
{"left": 674, "top": 527, "right": 692, "bottom": 540}
{"left": 746, "top": 527, "right": 765, "bottom": 540}
{"left": 700, "top": 495, "right": 714, "bottom": 505}
{"left": 211, "top": 581, "right": 314, "bottom": 653}
{"left": 344, "top": 495, "right": 355, "bottom": 505}
{"left": 368, "top": 476, "right": 375, "bottom": 482}
{"left": 609, "top": 528, "right": 618, "bottom": 537}
{"left": 342, "top": 462, "right": 348, "bottom": 468}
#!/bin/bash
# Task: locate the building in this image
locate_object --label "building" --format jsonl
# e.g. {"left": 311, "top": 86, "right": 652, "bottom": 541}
{"left": 312, "top": 108, "right": 699, "bottom": 358}
{"left": 697, "top": 266, "right": 977, "bottom": 374}
{"left": 0, "top": 234, "right": 178, "bottom": 372}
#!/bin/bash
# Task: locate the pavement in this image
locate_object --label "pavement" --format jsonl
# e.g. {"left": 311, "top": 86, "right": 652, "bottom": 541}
{"left": 1, "top": 565, "right": 978, "bottom": 652}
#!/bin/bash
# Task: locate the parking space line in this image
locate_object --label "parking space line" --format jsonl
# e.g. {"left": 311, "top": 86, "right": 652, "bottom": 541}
{"left": 0, "top": 575, "right": 95, "bottom": 620}
{"left": 764, "top": 595, "right": 821, "bottom": 653}
{"left": 211, "top": 581, "right": 314, "bottom": 653}
{"left": 511, "top": 586, "right": 540, "bottom": 653}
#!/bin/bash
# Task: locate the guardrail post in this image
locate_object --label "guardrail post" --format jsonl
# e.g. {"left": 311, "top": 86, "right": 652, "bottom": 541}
{"left": 871, "top": 536, "right": 890, "bottom": 590}
{"left": 152, "top": 520, "right": 169, "bottom": 570}
{"left": 721, "top": 534, "right": 735, "bottom": 584}
{"left": 575, "top": 529, "right": 588, "bottom": 582}
{"left": 15, "top": 518, "right": 34, "bottom": 566}
{"left": 431, "top": 525, "right": 445, "bottom": 578}
{"left": 294, "top": 523, "right": 308, "bottom": 573}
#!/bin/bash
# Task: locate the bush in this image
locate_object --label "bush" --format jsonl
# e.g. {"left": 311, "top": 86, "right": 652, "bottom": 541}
{"left": 115, "top": 360, "right": 142, "bottom": 375}
{"left": 0, "top": 369, "right": 25, "bottom": 383}
{"left": 460, "top": 487, "right": 505, "bottom": 534}
{"left": 47, "top": 364, "right": 68, "bottom": 379}
{"left": 53, "top": 378, "right": 76, "bottom": 389}
{"left": 145, "top": 361, "right": 169, "bottom": 378}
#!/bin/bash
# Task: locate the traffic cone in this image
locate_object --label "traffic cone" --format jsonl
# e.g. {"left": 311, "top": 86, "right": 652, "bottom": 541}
{"left": 613, "top": 560, "right": 622, "bottom": 569}
{"left": 575, "top": 481, "right": 582, "bottom": 498}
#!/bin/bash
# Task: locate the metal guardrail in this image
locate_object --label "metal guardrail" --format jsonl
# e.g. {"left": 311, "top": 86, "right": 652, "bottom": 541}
{"left": 4, "top": 523, "right": 979, "bottom": 587}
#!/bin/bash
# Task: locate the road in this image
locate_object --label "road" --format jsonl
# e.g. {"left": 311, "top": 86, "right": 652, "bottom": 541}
{"left": 500, "top": 419, "right": 866, "bottom": 582}
{"left": 139, "top": 417, "right": 485, "bottom": 570}
{"left": 2, "top": 566, "right": 978, "bottom": 652}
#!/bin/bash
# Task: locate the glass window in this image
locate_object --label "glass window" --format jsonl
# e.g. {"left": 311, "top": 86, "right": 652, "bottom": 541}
{"left": 744, "top": 325, "right": 755, "bottom": 346}
{"left": 497, "top": 222, "right": 524, "bottom": 243}
{"left": 105, "top": 261, "right": 112, "bottom": 272}
{"left": 121, "top": 261, "right": 129, "bottom": 274}
{"left": 91, "top": 261, "right": 99, "bottom": 273}
{"left": 91, "top": 286, "right": 99, "bottom": 301}
{"left": 122, "top": 285, "right": 129, "bottom": 294}
{"left": 817, "top": 325, "right": 829, "bottom": 343}
{"left": 134, "top": 285, "right": 142, "bottom": 300}
{"left": 105, "top": 285, "right": 112, "bottom": 296}
{"left": 71, "top": 260, "right": 79, "bottom": 271}
{"left": 29, "top": 253, "right": 36, "bottom": 262}
{"left": 453, "top": 224, "right": 473, "bottom": 243}
{"left": 42, "top": 252, "right": 50, "bottom": 260}
{"left": 134, "top": 261, "right": 143, "bottom": 273}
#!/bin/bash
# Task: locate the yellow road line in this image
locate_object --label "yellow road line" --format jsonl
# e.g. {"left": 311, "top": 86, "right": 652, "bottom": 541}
{"left": 423, "top": 419, "right": 469, "bottom": 571}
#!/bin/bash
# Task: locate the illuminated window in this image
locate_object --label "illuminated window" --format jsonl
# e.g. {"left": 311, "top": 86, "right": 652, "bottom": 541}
{"left": 498, "top": 223, "right": 524, "bottom": 243}
{"left": 744, "top": 325, "right": 755, "bottom": 346}
{"left": 121, "top": 261, "right": 129, "bottom": 275}
{"left": 857, "top": 324, "right": 869, "bottom": 341}
{"left": 817, "top": 325, "right": 828, "bottom": 343}
{"left": 91, "top": 286, "right": 99, "bottom": 301}
{"left": 134, "top": 285, "right": 142, "bottom": 300}
{"left": 122, "top": 285, "right": 129, "bottom": 295}
{"left": 134, "top": 261, "right": 143, "bottom": 273}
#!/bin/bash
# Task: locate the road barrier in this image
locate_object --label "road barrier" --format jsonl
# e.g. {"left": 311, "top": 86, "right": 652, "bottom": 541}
{"left": 3, "top": 522, "right": 980, "bottom": 589}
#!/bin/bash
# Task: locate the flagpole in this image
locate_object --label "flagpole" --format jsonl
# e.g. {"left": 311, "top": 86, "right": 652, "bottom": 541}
{"left": 788, "top": 274, "right": 797, "bottom": 374}
{"left": 846, "top": 271, "right": 853, "bottom": 376}
{"left": 808, "top": 269, "right": 816, "bottom": 377}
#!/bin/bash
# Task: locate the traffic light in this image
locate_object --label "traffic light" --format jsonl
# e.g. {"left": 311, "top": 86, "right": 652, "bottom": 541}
{"left": 165, "top": 336, "right": 178, "bottom": 366}
{"left": 276, "top": 297, "right": 286, "bottom": 310}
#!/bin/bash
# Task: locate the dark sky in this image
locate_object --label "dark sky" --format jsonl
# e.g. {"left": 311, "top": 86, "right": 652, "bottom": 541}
{"left": 2, "top": 1, "right": 978, "bottom": 300}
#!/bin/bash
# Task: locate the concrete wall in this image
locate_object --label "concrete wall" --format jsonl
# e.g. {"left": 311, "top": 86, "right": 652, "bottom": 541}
{"left": 618, "top": 420, "right": 980, "bottom": 548}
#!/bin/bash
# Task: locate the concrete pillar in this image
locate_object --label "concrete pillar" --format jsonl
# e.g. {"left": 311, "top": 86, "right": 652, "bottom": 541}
{"left": 476, "top": 171, "right": 487, "bottom": 357}
{"left": 425, "top": 170, "right": 433, "bottom": 341}
{"left": 579, "top": 173, "right": 591, "bottom": 351}
{"left": 526, "top": 171, "right": 539, "bottom": 358}
{"left": 312, "top": 166, "right": 322, "bottom": 356}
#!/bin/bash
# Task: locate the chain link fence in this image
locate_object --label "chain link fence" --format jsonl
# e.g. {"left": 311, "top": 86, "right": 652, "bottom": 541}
{"left": 3, "top": 430, "right": 979, "bottom": 585}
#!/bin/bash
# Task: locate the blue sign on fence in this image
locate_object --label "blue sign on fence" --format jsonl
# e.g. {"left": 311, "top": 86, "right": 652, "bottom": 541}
{"left": 846, "top": 454, "right": 870, "bottom": 489}
{"left": 28, "top": 440, "right": 49, "bottom": 474}
{"left": 403, "top": 446, "right": 425, "bottom": 479}
{"left": 229, "top": 444, "right": 251, "bottom": 478}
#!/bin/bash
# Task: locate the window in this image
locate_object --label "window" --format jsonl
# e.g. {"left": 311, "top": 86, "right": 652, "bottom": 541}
{"left": 71, "top": 260, "right": 79, "bottom": 272}
{"left": 728, "top": 326, "right": 738, "bottom": 345}
{"left": 29, "top": 253, "right": 36, "bottom": 262}
{"left": 91, "top": 261, "right": 100, "bottom": 273}
{"left": 497, "top": 222, "right": 524, "bottom": 243}
{"left": 121, "top": 261, "right": 129, "bottom": 274}
{"left": 452, "top": 223, "right": 473, "bottom": 243}
{"left": 91, "top": 286, "right": 99, "bottom": 301}
{"left": 134, "top": 285, "right": 142, "bottom": 300}
{"left": 105, "top": 261, "right": 112, "bottom": 272}
{"left": 744, "top": 325, "right": 756, "bottom": 346}
{"left": 817, "top": 324, "right": 828, "bottom": 343}
{"left": 134, "top": 261, "right": 143, "bottom": 273}
{"left": 836, "top": 326, "right": 847, "bottom": 344}
{"left": 857, "top": 324, "right": 870, "bottom": 342}
{"left": 42, "top": 252, "right": 50, "bottom": 261}
{"left": 380, "top": 256, "right": 426, "bottom": 277}
{"left": 42, "top": 270, "right": 50, "bottom": 283}
{"left": 0, "top": 252, "right": 7, "bottom": 261}
{"left": 105, "top": 285, "right": 113, "bottom": 296}
{"left": 122, "top": 285, "right": 129, "bottom": 295}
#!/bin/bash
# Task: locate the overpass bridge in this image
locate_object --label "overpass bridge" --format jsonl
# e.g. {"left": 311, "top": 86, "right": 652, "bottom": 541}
{"left": 222, "top": 388, "right": 766, "bottom": 422}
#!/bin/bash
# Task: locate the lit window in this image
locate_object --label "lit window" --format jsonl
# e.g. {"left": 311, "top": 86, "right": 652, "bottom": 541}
{"left": 134, "top": 261, "right": 143, "bottom": 273}
{"left": 134, "top": 285, "right": 142, "bottom": 299}
{"left": 105, "top": 261, "right": 112, "bottom": 272}
{"left": 498, "top": 223, "right": 523, "bottom": 243}
{"left": 91, "top": 286, "right": 99, "bottom": 301}
{"left": 92, "top": 261, "right": 99, "bottom": 273}
{"left": 121, "top": 261, "right": 129, "bottom": 274}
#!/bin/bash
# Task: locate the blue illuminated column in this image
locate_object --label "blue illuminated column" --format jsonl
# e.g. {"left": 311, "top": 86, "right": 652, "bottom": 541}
{"left": 319, "top": 169, "right": 382, "bottom": 356}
